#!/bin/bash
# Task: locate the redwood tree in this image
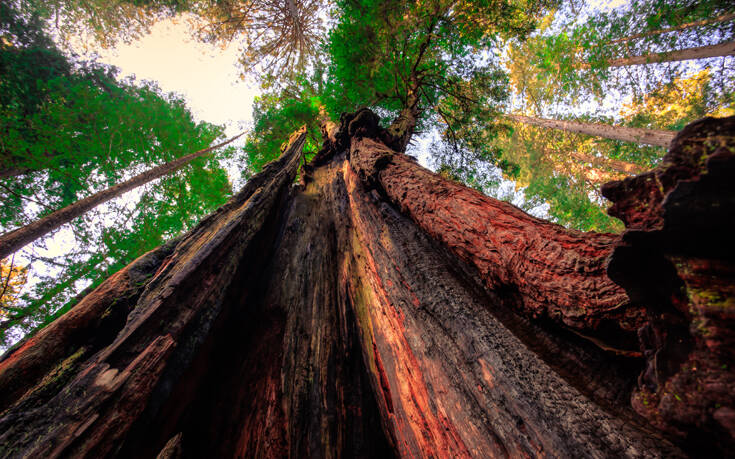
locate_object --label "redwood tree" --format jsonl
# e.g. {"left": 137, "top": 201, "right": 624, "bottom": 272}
{"left": 2, "top": 0, "right": 734, "bottom": 456}
{"left": 0, "top": 110, "right": 733, "bottom": 457}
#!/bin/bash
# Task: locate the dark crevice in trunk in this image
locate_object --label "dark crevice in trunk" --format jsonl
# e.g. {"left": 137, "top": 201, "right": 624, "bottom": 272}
{"left": 116, "top": 177, "right": 296, "bottom": 458}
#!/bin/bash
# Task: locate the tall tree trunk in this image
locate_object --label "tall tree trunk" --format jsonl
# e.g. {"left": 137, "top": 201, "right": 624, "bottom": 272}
{"left": 1, "top": 114, "right": 733, "bottom": 457}
{"left": 607, "top": 12, "right": 735, "bottom": 45}
{"left": 0, "top": 133, "right": 242, "bottom": 260}
{"left": 581, "top": 40, "right": 735, "bottom": 68}
{"left": 506, "top": 114, "right": 676, "bottom": 148}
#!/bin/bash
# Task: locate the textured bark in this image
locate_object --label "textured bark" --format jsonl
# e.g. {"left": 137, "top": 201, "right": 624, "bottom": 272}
{"left": 0, "top": 128, "right": 303, "bottom": 457}
{"left": 386, "top": 90, "right": 420, "bottom": 152}
{"left": 601, "top": 116, "right": 735, "bottom": 454}
{"left": 0, "top": 133, "right": 243, "bottom": 260}
{"left": 349, "top": 134, "right": 643, "bottom": 353}
{"left": 2, "top": 114, "right": 732, "bottom": 457}
{"left": 507, "top": 114, "right": 676, "bottom": 148}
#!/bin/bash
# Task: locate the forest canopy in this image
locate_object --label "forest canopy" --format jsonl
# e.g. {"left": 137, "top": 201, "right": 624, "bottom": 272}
{"left": 0, "top": 0, "right": 733, "bottom": 349}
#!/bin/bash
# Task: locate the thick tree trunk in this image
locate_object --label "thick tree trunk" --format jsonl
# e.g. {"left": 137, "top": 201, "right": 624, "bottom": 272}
{"left": 607, "top": 13, "right": 735, "bottom": 45}
{"left": 1, "top": 113, "right": 733, "bottom": 457}
{"left": 582, "top": 41, "right": 735, "bottom": 68}
{"left": 0, "top": 133, "right": 242, "bottom": 260}
{"left": 507, "top": 114, "right": 676, "bottom": 148}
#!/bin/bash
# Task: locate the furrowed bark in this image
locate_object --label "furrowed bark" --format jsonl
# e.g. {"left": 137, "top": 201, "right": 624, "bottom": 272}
{"left": 335, "top": 158, "right": 680, "bottom": 457}
{"left": 507, "top": 114, "right": 676, "bottom": 148}
{"left": 0, "top": 239, "right": 178, "bottom": 414}
{"left": 0, "top": 133, "right": 243, "bottom": 260}
{"left": 0, "top": 128, "right": 304, "bottom": 457}
{"left": 349, "top": 136, "right": 643, "bottom": 353}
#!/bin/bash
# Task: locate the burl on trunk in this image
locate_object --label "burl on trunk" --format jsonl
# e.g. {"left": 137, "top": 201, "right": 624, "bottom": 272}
{"left": 0, "top": 113, "right": 732, "bottom": 458}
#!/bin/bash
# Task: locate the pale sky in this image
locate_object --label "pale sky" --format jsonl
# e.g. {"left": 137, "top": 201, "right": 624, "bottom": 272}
{"left": 89, "top": 16, "right": 259, "bottom": 139}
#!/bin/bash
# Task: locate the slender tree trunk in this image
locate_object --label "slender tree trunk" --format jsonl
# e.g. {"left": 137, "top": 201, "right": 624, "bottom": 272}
{"left": 608, "top": 12, "right": 735, "bottom": 45}
{"left": 581, "top": 40, "right": 735, "bottom": 68}
{"left": 0, "top": 115, "right": 733, "bottom": 457}
{"left": 506, "top": 114, "right": 676, "bottom": 148}
{"left": 0, "top": 133, "right": 242, "bottom": 260}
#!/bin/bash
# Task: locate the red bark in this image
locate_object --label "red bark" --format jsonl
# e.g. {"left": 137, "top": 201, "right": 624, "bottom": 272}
{"left": 349, "top": 122, "right": 644, "bottom": 353}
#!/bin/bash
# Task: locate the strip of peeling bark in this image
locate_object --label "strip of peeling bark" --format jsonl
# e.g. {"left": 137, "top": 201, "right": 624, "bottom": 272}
{"left": 0, "top": 239, "right": 178, "bottom": 413}
{"left": 0, "top": 128, "right": 305, "bottom": 457}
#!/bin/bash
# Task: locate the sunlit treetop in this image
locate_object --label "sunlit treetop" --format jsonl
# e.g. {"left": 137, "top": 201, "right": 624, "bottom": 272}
{"left": 22, "top": 0, "right": 187, "bottom": 48}
{"left": 22, "top": 0, "right": 328, "bottom": 83}
{"left": 324, "top": 0, "right": 556, "bottom": 148}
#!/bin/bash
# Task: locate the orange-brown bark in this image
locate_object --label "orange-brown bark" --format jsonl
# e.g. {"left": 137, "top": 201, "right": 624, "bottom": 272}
{"left": 350, "top": 135, "right": 643, "bottom": 352}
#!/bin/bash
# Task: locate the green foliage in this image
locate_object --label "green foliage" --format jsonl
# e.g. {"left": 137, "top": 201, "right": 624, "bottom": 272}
{"left": 525, "top": 174, "right": 622, "bottom": 233}
{"left": 244, "top": 93, "right": 321, "bottom": 176}
{"left": 0, "top": 4, "right": 234, "bottom": 346}
{"left": 242, "top": 72, "right": 327, "bottom": 175}
{"left": 325, "top": 0, "right": 552, "bottom": 116}
{"left": 24, "top": 0, "right": 186, "bottom": 49}
{"left": 530, "top": 0, "right": 735, "bottom": 98}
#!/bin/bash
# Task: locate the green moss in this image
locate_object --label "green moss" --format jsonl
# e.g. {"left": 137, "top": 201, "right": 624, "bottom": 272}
{"left": 689, "top": 287, "right": 734, "bottom": 310}
{"left": 37, "top": 346, "right": 87, "bottom": 389}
